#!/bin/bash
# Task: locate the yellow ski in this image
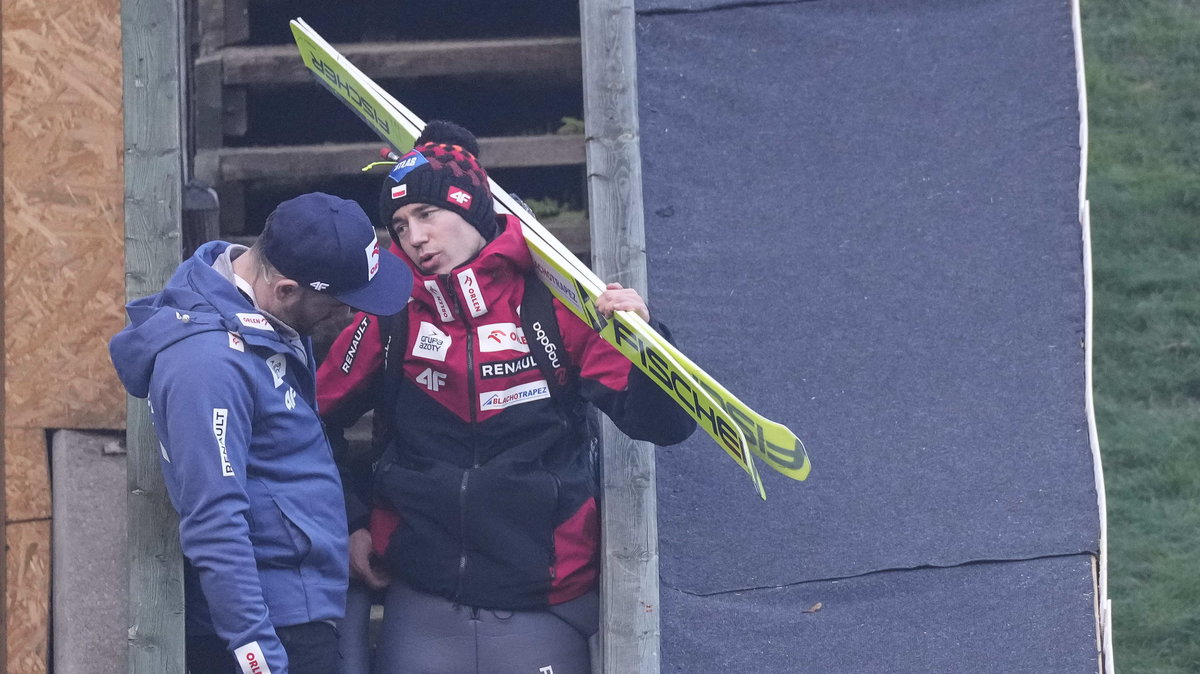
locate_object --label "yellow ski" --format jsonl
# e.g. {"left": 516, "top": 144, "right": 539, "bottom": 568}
{"left": 291, "top": 18, "right": 811, "bottom": 496}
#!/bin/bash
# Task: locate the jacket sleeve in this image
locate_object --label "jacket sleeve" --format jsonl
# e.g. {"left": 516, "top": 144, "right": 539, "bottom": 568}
{"left": 555, "top": 301, "right": 697, "bottom": 445}
{"left": 316, "top": 312, "right": 388, "bottom": 531}
{"left": 148, "top": 339, "right": 289, "bottom": 674}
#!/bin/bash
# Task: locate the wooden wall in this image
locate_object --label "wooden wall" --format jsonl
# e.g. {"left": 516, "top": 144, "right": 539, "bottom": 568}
{"left": 2, "top": 0, "right": 125, "bottom": 669}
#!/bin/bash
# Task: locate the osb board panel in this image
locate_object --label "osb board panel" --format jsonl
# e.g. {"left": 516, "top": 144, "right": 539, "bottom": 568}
{"left": 5, "top": 519, "right": 50, "bottom": 674}
{"left": 3, "top": 0, "right": 125, "bottom": 431}
{"left": 4, "top": 427, "right": 50, "bottom": 522}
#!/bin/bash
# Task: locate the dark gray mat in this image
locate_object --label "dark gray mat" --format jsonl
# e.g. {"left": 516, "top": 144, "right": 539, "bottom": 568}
{"left": 637, "top": 0, "right": 1097, "bottom": 595}
{"left": 660, "top": 555, "right": 1100, "bottom": 673}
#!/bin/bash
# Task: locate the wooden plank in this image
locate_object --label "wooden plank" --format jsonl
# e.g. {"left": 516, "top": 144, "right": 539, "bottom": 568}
{"left": 121, "top": 0, "right": 188, "bottom": 670}
{"left": 579, "top": 0, "right": 660, "bottom": 672}
{"left": 195, "top": 134, "right": 586, "bottom": 182}
{"left": 1, "top": 2, "right": 8, "bottom": 664}
{"left": 4, "top": 427, "right": 51, "bottom": 522}
{"left": 2, "top": 0, "right": 126, "bottom": 432}
{"left": 216, "top": 37, "right": 582, "bottom": 85}
{"left": 6, "top": 519, "right": 50, "bottom": 674}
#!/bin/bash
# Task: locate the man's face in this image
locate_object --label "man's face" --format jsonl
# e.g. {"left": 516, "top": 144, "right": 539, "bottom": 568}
{"left": 277, "top": 287, "right": 353, "bottom": 341}
{"left": 391, "top": 202, "right": 486, "bottom": 276}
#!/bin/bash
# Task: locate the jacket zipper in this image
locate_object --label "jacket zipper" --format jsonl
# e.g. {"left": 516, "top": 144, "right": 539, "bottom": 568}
{"left": 444, "top": 273, "right": 480, "bottom": 600}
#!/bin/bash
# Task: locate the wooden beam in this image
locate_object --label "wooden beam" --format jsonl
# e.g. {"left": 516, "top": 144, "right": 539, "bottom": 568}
{"left": 579, "top": 0, "right": 660, "bottom": 672}
{"left": 194, "top": 134, "right": 586, "bottom": 182}
{"left": 121, "top": 0, "right": 187, "bottom": 670}
{"left": 200, "top": 37, "right": 583, "bottom": 85}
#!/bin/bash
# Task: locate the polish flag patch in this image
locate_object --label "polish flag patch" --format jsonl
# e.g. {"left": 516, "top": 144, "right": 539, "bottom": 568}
{"left": 391, "top": 184, "right": 408, "bottom": 199}
{"left": 446, "top": 186, "right": 473, "bottom": 208}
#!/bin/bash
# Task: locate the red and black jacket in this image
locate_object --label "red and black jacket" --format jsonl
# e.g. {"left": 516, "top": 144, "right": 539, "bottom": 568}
{"left": 318, "top": 215, "right": 695, "bottom": 609}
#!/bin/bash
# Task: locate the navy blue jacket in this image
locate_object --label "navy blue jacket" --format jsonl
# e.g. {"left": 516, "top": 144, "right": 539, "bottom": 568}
{"left": 109, "top": 241, "right": 347, "bottom": 673}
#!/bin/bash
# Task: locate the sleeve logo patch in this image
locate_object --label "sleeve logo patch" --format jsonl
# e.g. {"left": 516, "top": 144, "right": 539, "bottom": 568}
{"left": 234, "top": 640, "right": 273, "bottom": 674}
{"left": 265, "top": 354, "right": 287, "bottom": 388}
{"left": 212, "top": 408, "right": 234, "bottom": 477}
{"left": 412, "top": 321, "right": 451, "bottom": 362}
{"left": 341, "top": 315, "right": 371, "bottom": 374}
{"left": 236, "top": 313, "right": 274, "bottom": 332}
{"left": 477, "top": 323, "right": 529, "bottom": 354}
{"left": 479, "top": 380, "right": 551, "bottom": 411}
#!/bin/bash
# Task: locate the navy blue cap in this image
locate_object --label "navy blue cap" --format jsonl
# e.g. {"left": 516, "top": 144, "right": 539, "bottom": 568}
{"left": 259, "top": 192, "right": 412, "bottom": 316}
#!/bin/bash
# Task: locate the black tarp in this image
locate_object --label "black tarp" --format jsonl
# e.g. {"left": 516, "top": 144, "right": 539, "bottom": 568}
{"left": 635, "top": 0, "right": 1100, "bottom": 670}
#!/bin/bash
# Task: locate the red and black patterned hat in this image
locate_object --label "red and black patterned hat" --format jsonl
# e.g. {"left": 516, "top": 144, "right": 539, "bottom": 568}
{"left": 379, "top": 120, "right": 497, "bottom": 241}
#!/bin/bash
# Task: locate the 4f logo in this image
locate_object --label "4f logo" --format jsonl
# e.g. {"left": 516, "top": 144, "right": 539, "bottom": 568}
{"left": 447, "top": 186, "right": 473, "bottom": 207}
{"left": 310, "top": 281, "right": 330, "bottom": 291}
{"left": 416, "top": 368, "right": 447, "bottom": 392}
{"left": 284, "top": 388, "right": 297, "bottom": 410}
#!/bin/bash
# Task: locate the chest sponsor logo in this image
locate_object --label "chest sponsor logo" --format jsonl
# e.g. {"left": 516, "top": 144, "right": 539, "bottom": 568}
{"left": 479, "top": 354, "right": 537, "bottom": 380}
{"left": 364, "top": 238, "right": 381, "bottom": 280}
{"left": 228, "top": 332, "right": 245, "bottom": 352}
{"left": 416, "top": 367, "right": 447, "bottom": 391}
{"left": 446, "top": 186, "right": 473, "bottom": 208}
{"left": 424, "top": 280, "right": 454, "bottom": 322}
{"left": 412, "top": 321, "right": 452, "bottom": 362}
{"left": 265, "top": 354, "right": 287, "bottom": 388}
{"left": 341, "top": 315, "right": 371, "bottom": 374}
{"left": 456, "top": 268, "right": 488, "bottom": 317}
{"left": 478, "top": 322, "right": 529, "bottom": 354}
{"left": 234, "top": 641, "right": 273, "bottom": 674}
{"left": 236, "top": 312, "right": 274, "bottom": 332}
{"left": 479, "top": 380, "right": 551, "bottom": 411}
{"left": 212, "top": 408, "right": 234, "bottom": 477}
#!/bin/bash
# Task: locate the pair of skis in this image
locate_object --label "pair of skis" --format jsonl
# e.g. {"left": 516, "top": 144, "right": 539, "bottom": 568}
{"left": 289, "top": 18, "right": 809, "bottom": 498}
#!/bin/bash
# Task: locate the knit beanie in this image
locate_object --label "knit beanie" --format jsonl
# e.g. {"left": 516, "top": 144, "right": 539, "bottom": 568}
{"left": 378, "top": 120, "right": 497, "bottom": 241}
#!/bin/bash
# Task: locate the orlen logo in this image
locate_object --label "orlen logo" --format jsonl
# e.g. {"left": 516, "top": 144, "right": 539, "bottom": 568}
{"left": 447, "top": 186, "right": 473, "bottom": 207}
{"left": 456, "top": 269, "right": 487, "bottom": 317}
{"left": 236, "top": 313, "right": 274, "bottom": 332}
{"left": 364, "top": 239, "right": 380, "bottom": 280}
{"left": 424, "top": 280, "right": 454, "bottom": 322}
{"left": 477, "top": 323, "right": 529, "bottom": 354}
{"left": 234, "top": 641, "right": 273, "bottom": 674}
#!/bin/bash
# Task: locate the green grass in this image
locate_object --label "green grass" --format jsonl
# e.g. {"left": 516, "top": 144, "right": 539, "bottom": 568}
{"left": 1084, "top": 0, "right": 1200, "bottom": 670}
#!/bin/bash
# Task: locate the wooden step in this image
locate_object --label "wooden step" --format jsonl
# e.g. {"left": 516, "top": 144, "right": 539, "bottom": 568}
{"left": 194, "top": 134, "right": 586, "bottom": 183}
{"left": 197, "top": 37, "right": 582, "bottom": 86}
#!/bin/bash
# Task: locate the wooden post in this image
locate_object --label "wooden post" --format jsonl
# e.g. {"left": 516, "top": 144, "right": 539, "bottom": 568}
{"left": 0, "top": 13, "right": 8, "bottom": 665}
{"left": 121, "top": 0, "right": 187, "bottom": 671}
{"left": 579, "top": 1, "right": 660, "bottom": 672}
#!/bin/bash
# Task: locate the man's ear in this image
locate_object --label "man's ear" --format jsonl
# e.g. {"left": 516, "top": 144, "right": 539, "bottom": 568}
{"left": 271, "top": 278, "right": 303, "bottom": 307}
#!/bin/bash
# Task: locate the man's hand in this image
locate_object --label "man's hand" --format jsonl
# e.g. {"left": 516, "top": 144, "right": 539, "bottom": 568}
{"left": 349, "top": 528, "right": 390, "bottom": 590}
{"left": 596, "top": 282, "right": 650, "bottom": 322}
